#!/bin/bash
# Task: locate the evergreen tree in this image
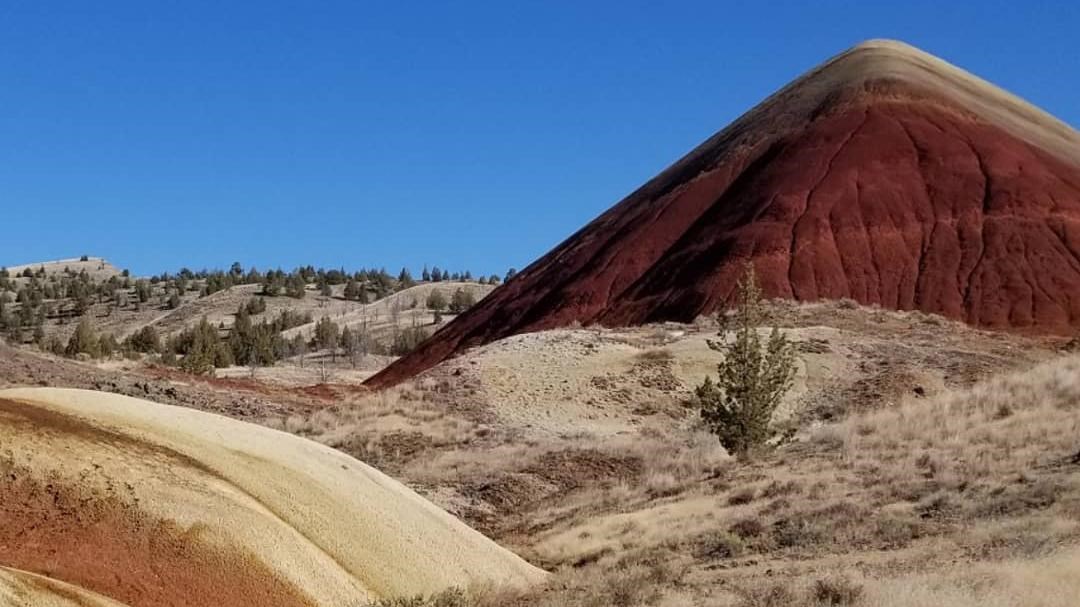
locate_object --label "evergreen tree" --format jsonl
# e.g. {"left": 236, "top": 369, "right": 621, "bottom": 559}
{"left": 695, "top": 265, "right": 796, "bottom": 458}
{"left": 229, "top": 307, "right": 254, "bottom": 365}
{"left": 390, "top": 325, "right": 431, "bottom": 355}
{"left": 504, "top": 268, "right": 518, "bottom": 282}
{"left": 425, "top": 289, "right": 447, "bottom": 312}
{"left": 245, "top": 297, "right": 267, "bottom": 315}
{"left": 285, "top": 274, "right": 307, "bottom": 299}
{"left": 421, "top": 266, "right": 431, "bottom": 282}
{"left": 291, "top": 334, "right": 307, "bottom": 368}
{"left": 180, "top": 317, "right": 221, "bottom": 375}
{"left": 262, "top": 273, "right": 282, "bottom": 296}
{"left": 449, "top": 287, "right": 476, "bottom": 313}
{"left": 340, "top": 326, "right": 359, "bottom": 367}
{"left": 99, "top": 333, "right": 119, "bottom": 358}
{"left": 398, "top": 268, "right": 415, "bottom": 289}
{"left": 344, "top": 279, "right": 362, "bottom": 301}
{"left": 128, "top": 325, "right": 161, "bottom": 353}
{"left": 135, "top": 280, "right": 152, "bottom": 303}
{"left": 65, "top": 318, "right": 101, "bottom": 358}
{"left": 314, "top": 316, "right": 340, "bottom": 360}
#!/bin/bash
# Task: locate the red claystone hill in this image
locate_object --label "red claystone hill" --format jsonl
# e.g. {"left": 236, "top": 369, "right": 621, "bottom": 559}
{"left": 366, "top": 39, "right": 1080, "bottom": 388}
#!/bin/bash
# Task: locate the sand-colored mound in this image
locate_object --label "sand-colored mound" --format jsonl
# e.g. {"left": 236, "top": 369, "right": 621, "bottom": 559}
{"left": 0, "top": 566, "right": 129, "bottom": 607}
{"left": 0, "top": 387, "right": 546, "bottom": 607}
{"left": 368, "top": 39, "right": 1080, "bottom": 387}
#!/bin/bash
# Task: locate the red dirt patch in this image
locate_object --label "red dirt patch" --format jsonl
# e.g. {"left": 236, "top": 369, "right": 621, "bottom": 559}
{"left": 0, "top": 398, "right": 315, "bottom": 607}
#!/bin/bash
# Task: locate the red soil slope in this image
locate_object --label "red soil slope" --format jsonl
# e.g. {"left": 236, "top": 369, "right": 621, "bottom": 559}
{"left": 366, "top": 40, "right": 1080, "bottom": 388}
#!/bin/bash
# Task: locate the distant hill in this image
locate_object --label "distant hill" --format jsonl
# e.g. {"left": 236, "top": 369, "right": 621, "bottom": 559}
{"left": 5, "top": 257, "right": 122, "bottom": 281}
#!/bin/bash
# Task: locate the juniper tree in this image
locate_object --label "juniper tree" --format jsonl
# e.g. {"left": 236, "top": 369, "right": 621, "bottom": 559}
{"left": 426, "top": 289, "right": 447, "bottom": 312}
{"left": 65, "top": 318, "right": 101, "bottom": 358}
{"left": 285, "top": 274, "right": 307, "bottom": 299}
{"left": 340, "top": 326, "right": 360, "bottom": 368}
{"left": 449, "top": 287, "right": 475, "bottom": 313}
{"left": 695, "top": 265, "right": 795, "bottom": 458}
{"left": 343, "top": 279, "right": 362, "bottom": 301}
{"left": 128, "top": 325, "right": 161, "bottom": 353}
{"left": 179, "top": 317, "right": 221, "bottom": 375}
{"left": 314, "top": 316, "right": 340, "bottom": 360}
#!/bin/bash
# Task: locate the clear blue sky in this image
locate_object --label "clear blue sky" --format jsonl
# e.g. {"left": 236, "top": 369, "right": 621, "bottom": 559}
{"left": 2, "top": 1, "right": 1079, "bottom": 277}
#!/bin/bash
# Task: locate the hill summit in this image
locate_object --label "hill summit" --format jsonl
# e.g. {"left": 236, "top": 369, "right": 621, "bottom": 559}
{"left": 368, "top": 39, "right": 1080, "bottom": 388}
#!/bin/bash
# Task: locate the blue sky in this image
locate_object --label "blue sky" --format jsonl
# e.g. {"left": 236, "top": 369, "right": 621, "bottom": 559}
{"left": 2, "top": 1, "right": 1079, "bottom": 276}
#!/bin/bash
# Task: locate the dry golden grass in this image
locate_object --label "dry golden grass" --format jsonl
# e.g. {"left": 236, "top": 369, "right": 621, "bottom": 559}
{"left": 274, "top": 346, "right": 1080, "bottom": 606}
{"left": 513, "top": 354, "right": 1079, "bottom": 604}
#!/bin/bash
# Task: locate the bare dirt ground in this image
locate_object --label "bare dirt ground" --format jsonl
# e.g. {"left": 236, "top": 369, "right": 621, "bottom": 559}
{"left": 420, "top": 300, "right": 1052, "bottom": 437}
{"left": 2, "top": 300, "right": 1076, "bottom": 606}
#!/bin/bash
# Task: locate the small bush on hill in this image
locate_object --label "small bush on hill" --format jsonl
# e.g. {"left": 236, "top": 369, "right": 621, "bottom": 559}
{"left": 694, "top": 265, "right": 795, "bottom": 458}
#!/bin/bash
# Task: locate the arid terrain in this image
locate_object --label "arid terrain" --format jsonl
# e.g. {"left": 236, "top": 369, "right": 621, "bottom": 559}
{"left": 2, "top": 295, "right": 1077, "bottom": 605}
{"left": 3, "top": 38, "right": 1080, "bottom": 607}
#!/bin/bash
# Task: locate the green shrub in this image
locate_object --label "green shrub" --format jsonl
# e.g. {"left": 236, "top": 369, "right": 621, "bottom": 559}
{"left": 695, "top": 265, "right": 795, "bottom": 458}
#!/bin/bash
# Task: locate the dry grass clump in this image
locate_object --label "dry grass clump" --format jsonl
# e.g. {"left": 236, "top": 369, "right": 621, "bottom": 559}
{"left": 607, "top": 426, "right": 730, "bottom": 499}
{"left": 811, "top": 576, "right": 864, "bottom": 605}
{"left": 733, "top": 576, "right": 863, "bottom": 607}
{"left": 634, "top": 347, "right": 676, "bottom": 362}
{"left": 837, "top": 354, "right": 1080, "bottom": 481}
{"left": 362, "top": 585, "right": 529, "bottom": 607}
{"left": 861, "top": 547, "right": 1080, "bottom": 607}
{"left": 727, "top": 486, "right": 756, "bottom": 505}
{"left": 262, "top": 382, "right": 492, "bottom": 471}
{"left": 690, "top": 529, "right": 746, "bottom": 559}
{"left": 801, "top": 354, "right": 1080, "bottom": 527}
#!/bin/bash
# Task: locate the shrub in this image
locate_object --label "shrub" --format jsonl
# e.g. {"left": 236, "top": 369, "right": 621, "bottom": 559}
{"left": 128, "top": 325, "right": 161, "bottom": 353}
{"left": 728, "top": 487, "right": 756, "bottom": 505}
{"left": 692, "top": 530, "right": 745, "bottom": 559}
{"left": 179, "top": 317, "right": 221, "bottom": 375}
{"left": 449, "top": 287, "right": 476, "bottom": 313}
{"left": 65, "top": 318, "right": 100, "bottom": 358}
{"left": 314, "top": 316, "right": 340, "bottom": 353}
{"left": 811, "top": 576, "right": 863, "bottom": 605}
{"left": 245, "top": 297, "right": 267, "bottom": 315}
{"left": 694, "top": 265, "right": 795, "bottom": 457}
{"left": 426, "top": 289, "right": 447, "bottom": 312}
{"left": 729, "top": 518, "right": 766, "bottom": 539}
{"left": 735, "top": 583, "right": 797, "bottom": 607}
{"left": 391, "top": 326, "right": 432, "bottom": 356}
